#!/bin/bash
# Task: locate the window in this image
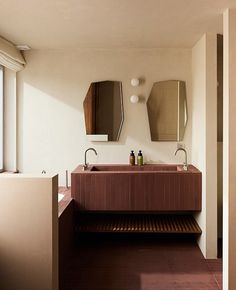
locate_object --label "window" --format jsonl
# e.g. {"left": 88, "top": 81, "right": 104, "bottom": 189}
{"left": 0, "top": 65, "right": 3, "bottom": 171}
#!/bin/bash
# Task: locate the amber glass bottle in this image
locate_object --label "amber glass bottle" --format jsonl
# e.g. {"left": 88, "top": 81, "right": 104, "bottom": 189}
{"left": 129, "top": 150, "right": 135, "bottom": 165}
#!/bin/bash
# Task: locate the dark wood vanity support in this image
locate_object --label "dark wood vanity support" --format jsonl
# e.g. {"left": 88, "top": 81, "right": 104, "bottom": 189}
{"left": 71, "top": 165, "right": 201, "bottom": 212}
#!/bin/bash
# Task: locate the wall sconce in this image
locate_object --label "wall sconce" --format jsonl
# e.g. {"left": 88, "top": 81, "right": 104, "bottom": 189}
{"left": 130, "top": 95, "right": 139, "bottom": 103}
{"left": 131, "top": 78, "right": 140, "bottom": 87}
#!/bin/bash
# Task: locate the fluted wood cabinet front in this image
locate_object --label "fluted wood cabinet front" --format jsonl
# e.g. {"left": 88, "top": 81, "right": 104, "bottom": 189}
{"left": 71, "top": 165, "right": 202, "bottom": 212}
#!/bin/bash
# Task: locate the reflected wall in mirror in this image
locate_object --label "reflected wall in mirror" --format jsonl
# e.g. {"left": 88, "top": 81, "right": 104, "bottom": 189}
{"left": 147, "top": 80, "right": 188, "bottom": 141}
{"left": 83, "top": 81, "right": 124, "bottom": 141}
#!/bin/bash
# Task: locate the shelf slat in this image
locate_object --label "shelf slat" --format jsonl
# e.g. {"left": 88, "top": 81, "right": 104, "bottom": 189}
{"left": 77, "top": 214, "right": 202, "bottom": 234}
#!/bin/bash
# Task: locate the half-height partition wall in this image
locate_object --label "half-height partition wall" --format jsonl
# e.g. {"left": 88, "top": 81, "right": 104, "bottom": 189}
{"left": 0, "top": 174, "right": 58, "bottom": 290}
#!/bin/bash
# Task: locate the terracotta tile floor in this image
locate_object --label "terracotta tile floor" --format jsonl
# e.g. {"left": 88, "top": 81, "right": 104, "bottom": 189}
{"left": 61, "top": 234, "right": 222, "bottom": 290}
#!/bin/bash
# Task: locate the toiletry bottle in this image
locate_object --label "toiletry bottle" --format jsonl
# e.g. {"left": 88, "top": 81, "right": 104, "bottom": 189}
{"left": 137, "top": 150, "right": 143, "bottom": 166}
{"left": 129, "top": 150, "right": 135, "bottom": 165}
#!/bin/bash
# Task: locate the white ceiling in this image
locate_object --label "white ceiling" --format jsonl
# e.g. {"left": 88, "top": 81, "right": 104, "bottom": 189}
{"left": 0, "top": 0, "right": 236, "bottom": 49}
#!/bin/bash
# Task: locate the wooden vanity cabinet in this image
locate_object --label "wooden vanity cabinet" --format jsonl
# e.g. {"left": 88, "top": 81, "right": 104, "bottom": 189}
{"left": 71, "top": 166, "right": 202, "bottom": 212}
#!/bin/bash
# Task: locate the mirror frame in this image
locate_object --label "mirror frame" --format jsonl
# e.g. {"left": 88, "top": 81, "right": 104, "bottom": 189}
{"left": 147, "top": 80, "right": 188, "bottom": 142}
{"left": 83, "top": 80, "right": 124, "bottom": 141}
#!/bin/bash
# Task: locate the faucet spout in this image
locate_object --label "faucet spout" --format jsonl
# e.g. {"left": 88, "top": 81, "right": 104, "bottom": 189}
{"left": 175, "top": 148, "right": 188, "bottom": 170}
{"left": 84, "top": 148, "right": 98, "bottom": 170}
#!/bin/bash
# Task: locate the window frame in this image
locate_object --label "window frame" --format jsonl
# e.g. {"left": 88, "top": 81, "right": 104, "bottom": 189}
{"left": 0, "top": 65, "right": 3, "bottom": 172}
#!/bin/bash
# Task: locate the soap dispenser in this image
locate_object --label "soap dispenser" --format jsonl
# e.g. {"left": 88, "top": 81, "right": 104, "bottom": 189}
{"left": 129, "top": 150, "right": 135, "bottom": 166}
{"left": 137, "top": 150, "right": 143, "bottom": 166}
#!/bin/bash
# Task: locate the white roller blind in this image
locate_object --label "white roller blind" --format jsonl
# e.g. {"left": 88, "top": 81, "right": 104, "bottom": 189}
{"left": 0, "top": 37, "right": 26, "bottom": 71}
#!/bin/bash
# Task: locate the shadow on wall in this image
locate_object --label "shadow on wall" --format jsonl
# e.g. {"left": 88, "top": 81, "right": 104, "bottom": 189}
{"left": 17, "top": 49, "right": 193, "bottom": 183}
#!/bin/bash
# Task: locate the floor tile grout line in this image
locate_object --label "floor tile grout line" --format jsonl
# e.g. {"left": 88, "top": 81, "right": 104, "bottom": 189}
{"left": 214, "top": 274, "right": 222, "bottom": 290}
{"left": 206, "top": 260, "right": 222, "bottom": 290}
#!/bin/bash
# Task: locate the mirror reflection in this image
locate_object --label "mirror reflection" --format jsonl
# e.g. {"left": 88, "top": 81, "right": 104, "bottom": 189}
{"left": 147, "top": 80, "right": 188, "bottom": 141}
{"left": 83, "top": 81, "right": 124, "bottom": 141}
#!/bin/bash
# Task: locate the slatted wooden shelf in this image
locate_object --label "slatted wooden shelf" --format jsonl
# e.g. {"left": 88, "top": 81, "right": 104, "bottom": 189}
{"left": 77, "top": 214, "right": 202, "bottom": 234}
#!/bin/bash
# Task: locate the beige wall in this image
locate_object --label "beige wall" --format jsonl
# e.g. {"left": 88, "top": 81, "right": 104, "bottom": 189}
{"left": 223, "top": 9, "right": 236, "bottom": 290}
{"left": 17, "top": 48, "right": 192, "bottom": 185}
{"left": 191, "top": 34, "right": 217, "bottom": 258}
{"left": 0, "top": 174, "right": 58, "bottom": 290}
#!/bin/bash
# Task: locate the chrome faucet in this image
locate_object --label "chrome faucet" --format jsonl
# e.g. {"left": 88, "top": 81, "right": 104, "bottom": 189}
{"left": 83, "top": 148, "right": 98, "bottom": 170}
{"left": 175, "top": 148, "right": 188, "bottom": 171}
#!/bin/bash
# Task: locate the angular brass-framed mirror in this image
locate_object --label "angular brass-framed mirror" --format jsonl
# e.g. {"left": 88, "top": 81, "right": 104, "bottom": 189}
{"left": 83, "top": 81, "right": 124, "bottom": 141}
{"left": 147, "top": 80, "right": 188, "bottom": 141}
